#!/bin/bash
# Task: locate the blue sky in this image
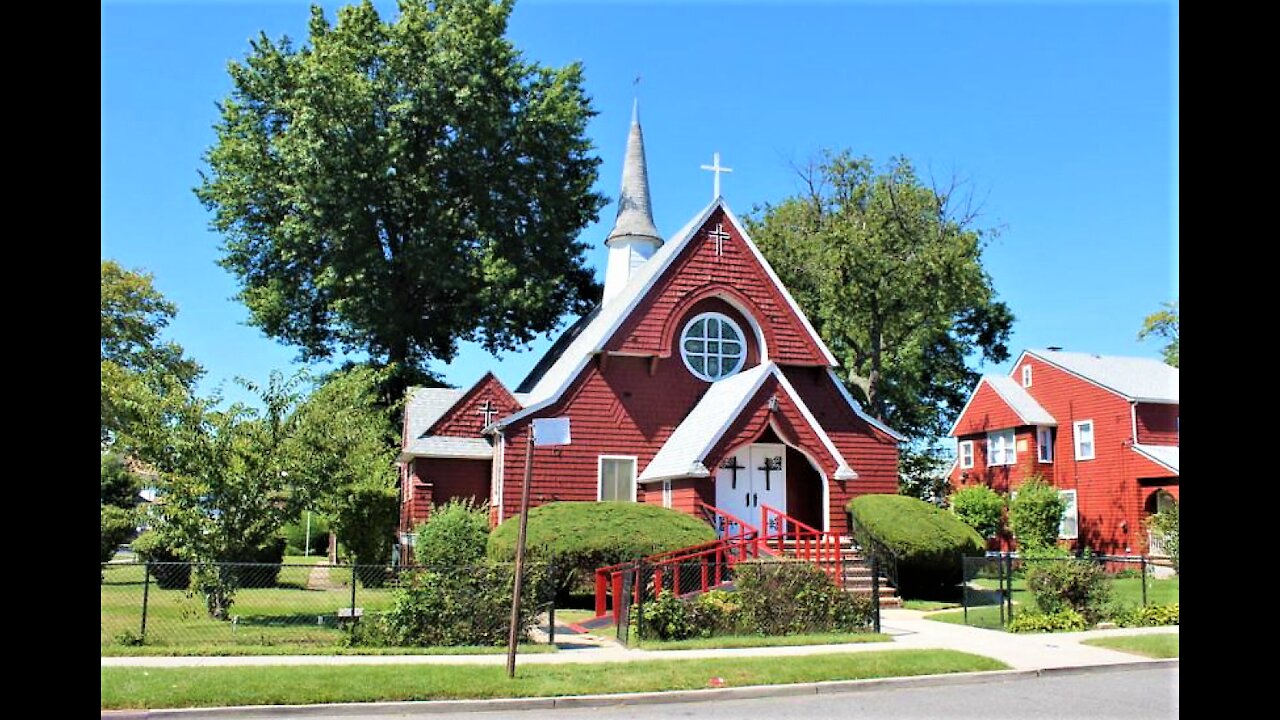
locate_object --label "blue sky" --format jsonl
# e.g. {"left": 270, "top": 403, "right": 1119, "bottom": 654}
{"left": 102, "top": 1, "right": 1178, "bottom": 416}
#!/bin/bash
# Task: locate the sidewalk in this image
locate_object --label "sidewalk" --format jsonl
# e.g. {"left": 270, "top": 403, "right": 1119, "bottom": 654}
{"left": 100, "top": 608, "right": 1177, "bottom": 671}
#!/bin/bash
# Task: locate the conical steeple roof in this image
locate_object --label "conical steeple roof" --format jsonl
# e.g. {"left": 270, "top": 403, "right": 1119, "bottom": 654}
{"left": 605, "top": 101, "right": 662, "bottom": 247}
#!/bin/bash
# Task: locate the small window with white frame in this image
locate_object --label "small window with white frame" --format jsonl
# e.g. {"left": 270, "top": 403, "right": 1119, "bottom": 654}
{"left": 1074, "top": 420, "right": 1095, "bottom": 460}
{"left": 1037, "top": 426, "right": 1054, "bottom": 463}
{"left": 986, "top": 429, "right": 1015, "bottom": 466}
{"left": 1022, "top": 364, "right": 1033, "bottom": 387}
{"left": 958, "top": 440, "right": 974, "bottom": 469}
{"left": 598, "top": 456, "right": 637, "bottom": 502}
{"left": 1058, "top": 489, "right": 1078, "bottom": 539}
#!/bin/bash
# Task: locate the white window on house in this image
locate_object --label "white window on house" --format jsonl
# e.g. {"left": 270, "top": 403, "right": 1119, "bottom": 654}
{"left": 1022, "top": 364, "right": 1033, "bottom": 387}
{"left": 598, "top": 456, "right": 638, "bottom": 502}
{"left": 662, "top": 479, "right": 673, "bottom": 508}
{"left": 680, "top": 312, "right": 747, "bottom": 382}
{"left": 1074, "top": 420, "right": 1095, "bottom": 460}
{"left": 1037, "top": 426, "right": 1054, "bottom": 463}
{"left": 986, "top": 429, "right": 1016, "bottom": 466}
{"left": 1058, "top": 489, "right": 1079, "bottom": 539}
{"left": 958, "top": 440, "right": 975, "bottom": 469}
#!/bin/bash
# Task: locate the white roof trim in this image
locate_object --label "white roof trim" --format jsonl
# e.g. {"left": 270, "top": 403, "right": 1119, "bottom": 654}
{"left": 1019, "top": 349, "right": 1179, "bottom": 404}
{"left": 492, "top": 197, "right": 839, "bottom": 432}
{"left": 984, "top": 375, "right": 1057, "bottom": 427}
{"left": 947, "top": 375, "right": 1055, "bottom": 437}
{"left": 824, "top": 368, "right": 906, "bottom": 442}
{"left": 1132, "top": 444, "right": 1179, "bottom": 475}
{"left": 772, "top": 366, "right": 857, "bottom": 480}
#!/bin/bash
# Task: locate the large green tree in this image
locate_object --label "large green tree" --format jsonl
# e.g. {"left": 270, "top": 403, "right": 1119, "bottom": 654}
{"left": 196, "top": 0, "right": 606, "bottom": 404}
{"left": 747, "top": 150, "right": 1014, "bottom": 444}
{"left": 1138, "top": 300, "right": 1178, "bottom": 368}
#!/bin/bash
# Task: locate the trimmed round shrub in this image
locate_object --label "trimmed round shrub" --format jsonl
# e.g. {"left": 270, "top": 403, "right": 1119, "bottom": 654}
{"left": 950, "top": 485, "right": 1005, "bottom": 539}
{"left": 415, "top": 498, "right": 490, "bottom": 572}
{"left": 486, "top": 502, "right": 717, "bottom": 595}
{"left": 132, "top": 531, "right": 191, "bottom": 590}
{"left": 227, "top": 536, "right": 288, "bottom": 588}
{"left": 847, "top": 494, "right": 985, "bottom": 598}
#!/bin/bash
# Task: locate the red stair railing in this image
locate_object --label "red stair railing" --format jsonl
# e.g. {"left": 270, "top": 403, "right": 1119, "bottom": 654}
{"left": 760, "top": 504, "right": 845, "bottom": 587}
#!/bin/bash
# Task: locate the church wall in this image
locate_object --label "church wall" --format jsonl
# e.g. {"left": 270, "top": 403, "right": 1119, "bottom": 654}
{"left": 429, "top": 374, "right": 522, "bottom": 437}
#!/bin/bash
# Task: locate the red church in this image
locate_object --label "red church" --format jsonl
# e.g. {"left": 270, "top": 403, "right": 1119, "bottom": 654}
{"left": 397, "top": 110, "right": 902, "bottom": 559}
{"left": 947, "top": 349, "right": 1179, "bottom": 556}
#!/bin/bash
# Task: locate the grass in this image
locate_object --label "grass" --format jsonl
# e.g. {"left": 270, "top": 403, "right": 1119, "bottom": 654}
{"left": 902, "top": 599, "right": 961, "bottom": 611}
{"left": 101, "top": 644, "right": 555, "bottom": 657}
{"left": 634, "top": 632, "right": 890, "bottom": 650}
{"left": 282, "top": 555, "right": 329, "bottom": 566}
{"left": 921, "top": 575, "right": 1179, "bottom": 630}
{"left": 553, "top": 609, "right": 599, "bottom": 625}
{"left": 101, "top": 649, "right": 1008, "bottom": 709}
{"left": 1081, "top": 634, "right": 1179, "bottom": 658}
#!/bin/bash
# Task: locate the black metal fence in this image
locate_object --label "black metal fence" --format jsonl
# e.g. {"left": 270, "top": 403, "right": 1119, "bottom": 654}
{"left": 101, "top": 561, "right": 557, "bottom": 651}
{"left": 958, "top": 553, "right": 1179, "bottom": 629}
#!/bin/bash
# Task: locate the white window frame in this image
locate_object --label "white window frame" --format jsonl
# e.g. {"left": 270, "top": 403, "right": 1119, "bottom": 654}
{"left": 662, "top": 479, "right": 673, "bottom": 508}
{"left": 679, "top": 311, "right": 748, "bottom": 382}
{"left": 1037, "top": 426, "right": 1054, "bottom": 463}
{"left": 1058, "top": 489, "right": 1079, "bottom": 539}
{"left": 597, "top": 455, "right": 638, "bottom": 502}
{"left": 958, "top": 440, "right": 974, "bottom": 469}
{"left": 1074, "top": 420, "right": 1095, "bottom": 460}
{"left": 986, "top": 429, "right": 1016, "bottom": 467}
{"left": 1022, "top": 364, "right": 1033, "bottom": 388}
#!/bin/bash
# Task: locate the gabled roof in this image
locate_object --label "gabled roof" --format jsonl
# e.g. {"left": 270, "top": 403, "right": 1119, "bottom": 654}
{"left": 402, "top": 374, "right": 521, "bottom": 460}
{"left": 947, "top": 374, "right": 1056, "bottom": 436}
{"left": 1132, "top": 444, "right": 1179, "bottom": 475}
{"left": 1024, "top": 349, "right": 1179, "bottom": 403}
{"left": 638, "top": 362, "right": 856, "bottom": 484}
{"left": 492, "top": 197, "right": 838, "bottom": 431}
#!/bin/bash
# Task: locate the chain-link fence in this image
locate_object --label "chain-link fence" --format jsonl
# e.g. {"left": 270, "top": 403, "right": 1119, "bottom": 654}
{"left": 101, "top": 561, "right": 557, "bottom": 652}
{"left": 958, "top": 553, "right": 1179, "bottom": 629}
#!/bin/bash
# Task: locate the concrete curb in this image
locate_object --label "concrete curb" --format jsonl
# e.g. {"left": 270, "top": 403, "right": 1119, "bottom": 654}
{"left": 100, "top": 659, "right": 1178, "bottom": 718}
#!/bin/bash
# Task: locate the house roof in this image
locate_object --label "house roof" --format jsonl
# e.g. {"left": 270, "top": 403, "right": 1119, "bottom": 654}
{"left": 1132, "top": 444, "right": 1179, "bottom": 475}
{"left": 492, "top": 197, "right": 840, "bottom": 431}
{"left": 404, "top": 387, "right": 467, "bottom": 441}
{"left": 638, "top": 362, "right": 856, "bottom": 484}
{"left": 400, "top": 437, "right": 493, "bottom": 461}
{"left": 985, "top": 375, "right": 1057, "bottom": 426}
{"left": 402, "top": 375, "right": 523, "bottom": 460}
{"left": 1025, "top": 349, "right": 1179, "bottom": 403}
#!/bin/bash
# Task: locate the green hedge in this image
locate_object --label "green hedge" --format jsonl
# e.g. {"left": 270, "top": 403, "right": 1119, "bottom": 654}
{"left": 847, "top": 494, "right": 984, "bottom": 598}
{"left": 132, "top": 531, "right": 191, "bottom": 590}
{"left": 487, "top": 502, "right": 717, "bottom": 593}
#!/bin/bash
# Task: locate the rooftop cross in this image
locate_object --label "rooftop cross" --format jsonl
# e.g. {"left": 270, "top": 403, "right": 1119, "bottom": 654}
{"left": 476, "top": 399, "right": 499, "bottom": 428}
{"left": 700, "top": 152, "right": 733, "bottom": 199}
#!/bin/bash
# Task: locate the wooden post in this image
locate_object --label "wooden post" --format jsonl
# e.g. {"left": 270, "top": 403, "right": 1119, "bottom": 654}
{"left": 506, "top": 433, "right": 535, "bottom": 678}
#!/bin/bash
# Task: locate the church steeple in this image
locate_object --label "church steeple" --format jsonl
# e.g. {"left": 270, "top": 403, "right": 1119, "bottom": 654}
{"left": 603, "top": 101, "right": 663, "bottom": 305}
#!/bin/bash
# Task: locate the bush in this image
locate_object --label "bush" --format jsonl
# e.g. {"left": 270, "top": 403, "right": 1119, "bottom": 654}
{"left": 1108, "top": 602, "right": 1178, "bottom": 628}
{"left": 1023, "top": 550, "right": 1111, "bottom": 624}
{"left": 132, "top": 531, "right": 191, "bottom": 590}
{"left": 282, "top": 513, "right": 330, "bottom": 557}
{"left": 101, "top": 505, "right": 137, "bottom": 564}
{"left": 226, "top": 536, "right": 287, "bottom": 588}
{"left": 688, "top": 589, "right": 743, "bottom": 638}
{"left": 846, "top": 494, "right": 985, "bottom": 598}
{"left": 732, "top": 559, "right": 872, "bottom": 635}
{"left": 352, "top": 562, "right": 549, "bottom": 647}
{"left": 633, "top": 591, "right": 695, "bottom": 641}
{"left": 1007, "top": 476, "right": 1065, "bottom": 551}
{"left": 950, "top": 485, "right": 1005, "bottom": 539}
{"left": 487, "top": 502, "right": 717, "bottom": 597}
{"left": 331, "top": 483, "right": 400, "bottom": 587}
{"left": 415, "top": 499, "right": 490, "bottom": 572}
{"left": 1007, "top": 608, "right": 1087, "bottom": 633}
{"left": 1147, "top": 504, "right": 1179, "bottom": 574}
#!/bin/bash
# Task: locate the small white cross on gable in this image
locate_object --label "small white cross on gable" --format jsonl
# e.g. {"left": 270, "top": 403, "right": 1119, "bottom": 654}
{"left": 699, "top": 152, "right": 732, "bottom": 199}
{"left": 476, "top": 400, "right": 498, "bottom": 428}
{"left": 707, "top": 223, "right": 731, "bottom": 256}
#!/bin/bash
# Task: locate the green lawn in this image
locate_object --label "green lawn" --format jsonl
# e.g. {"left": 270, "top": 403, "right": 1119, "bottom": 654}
{"left": 922, "top": 575, "right": 1179, "bottom": 630}
{"left": 102, "top": 643, "right": 555, "bottom": 657}
{"left": 634, "top": 632, "right": 890, "bottom": 651}
{"left": 282, "top": 555, "right": 329, "bottom": 566}
{"left": 902, "top": 599, "right": 961, "bottom": 611}
{"left": 1082, "top": 634, "right": 1179, "bottom": 658}
{"left": 101, "top": 649, "right": 1009, "bottom": 709}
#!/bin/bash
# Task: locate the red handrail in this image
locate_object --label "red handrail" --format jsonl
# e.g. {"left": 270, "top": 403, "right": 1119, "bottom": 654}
{"left": 760, "top": 504, "right": 845, "bottom": 587}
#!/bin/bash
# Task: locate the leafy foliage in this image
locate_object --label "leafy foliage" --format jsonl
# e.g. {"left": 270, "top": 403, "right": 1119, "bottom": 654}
{"left": 414, "top": 499, "right": 491, "bottom": 572}
{"left": 282, "top": 513, "right": 331, "bottom": 557}
{"left": 1108, "top": 602, "right": 1179, "bottom": 628}
{"left": 746, "top": 150, "right": 1013, "bottom": 444}
{"left": 950, "top": 485, "right": 1005, "bottom": 538}
{"left": 1007, "top": 477, "right": 1065, "bottom": 551}
{"left": 1147, "top": 504, "right": 1179, "bottom": 574}
{"left": 196, "top": 0, "right": 607, "bottom": 403}
{"left": 1023, "top": 549, "right": 1111, "bottom": 624}
{"left": 330, "top": 484, "right": 399, "bottom": 587}
{"left": 101, "top": 452, "right": 142, "bottom": 509}
{"left": 132, "top": 531, "right": 192, "bottom": 590}
{"left": 897, "top": 444, "right": 951, "bottom": 503}
{"left": 486, "top": 502, "right": 717, "bottom": 594}
{"left": 101, "top": 505, "right": 138, "bottom": 564}
{"left": 1006, "top": 608, "right": 1087, "bottom": 633}
{"left": 847, "top": 494, "right": 985, "bottom": 597}
{"left": 732, "top": 559, "right": 873, "bottom": 636}
{"left": 1138, "top": 300, "right": 1179, "bottom": 368}
{"left": 633, "top": 591, "right": 696, "bottom": 642}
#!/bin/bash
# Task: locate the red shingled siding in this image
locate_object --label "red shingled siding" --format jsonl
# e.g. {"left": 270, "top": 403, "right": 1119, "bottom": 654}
{"left": 1135, "top": 403, "right": 1179, "bottom": 446}
{"left": 950, "top": 381, "right": 1028, "bottom": 436}
{"left": 429, "top": 373, "right": 522, "bottom": 438}
{"left": 608, "top": 207, "right": 827, "bottom": 365}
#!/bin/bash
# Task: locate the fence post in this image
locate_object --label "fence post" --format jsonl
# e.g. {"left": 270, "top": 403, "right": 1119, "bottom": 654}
{"left": 997, "top": 554, "right": 1005, "bottom": 627}
{"left": 350, "top": 563, "right": 358, "bottom": 622}
{"left": 1141, "top": 556, "right": 1148, "bottom": 607}
{"left": 140, "top": 563, "right": 152, "bottom": 642}
{"left": 870, "top": 553, "right": 881, "bottom": 634}
{"left": 1006, "top": 553, "right": 1015, "bottom": 622}
{"left": 962, "top": 556, "right": 969, "bottom": 625}
{"left": 634, "top": 560, "right": 645, "bottom": 644}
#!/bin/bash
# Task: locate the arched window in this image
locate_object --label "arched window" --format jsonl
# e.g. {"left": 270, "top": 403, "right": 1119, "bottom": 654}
{"left": 680, "top": 312, "right": 747, "bottom": 382}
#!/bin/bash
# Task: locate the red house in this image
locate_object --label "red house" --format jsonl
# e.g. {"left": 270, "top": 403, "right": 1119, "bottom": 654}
{"left": 398, "top": 110, "right": 902, "bottom": 560}
{"left": 947, "top": 349, "right": 1179, "bottom": 556}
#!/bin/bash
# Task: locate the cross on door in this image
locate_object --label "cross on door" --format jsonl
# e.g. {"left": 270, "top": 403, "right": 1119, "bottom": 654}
{"left": 721, "top": 455, "right": 745, "bottom": 489}
{"left": 757, "top": 456, "right": 782, "bottom": 492}
{"left": 476, "top": 400, "right": 498, "bottom": 428}
{"left": 707, "top": 223, "right": 731, "bottom": 256}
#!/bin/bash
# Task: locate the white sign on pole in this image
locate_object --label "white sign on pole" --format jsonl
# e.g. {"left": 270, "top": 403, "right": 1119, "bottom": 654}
{"left": 532, "top": 417, "right": 572, "bottom": 446}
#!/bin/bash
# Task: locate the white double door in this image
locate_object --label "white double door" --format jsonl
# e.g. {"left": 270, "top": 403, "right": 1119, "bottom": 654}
{"left": 714, "top": 443, "right": 786, "bottom": 537}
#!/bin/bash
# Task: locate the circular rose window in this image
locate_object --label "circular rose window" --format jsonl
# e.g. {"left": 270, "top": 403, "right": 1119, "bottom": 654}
{"left": 680, "top": 312, "right": 746, "bottom": 382}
